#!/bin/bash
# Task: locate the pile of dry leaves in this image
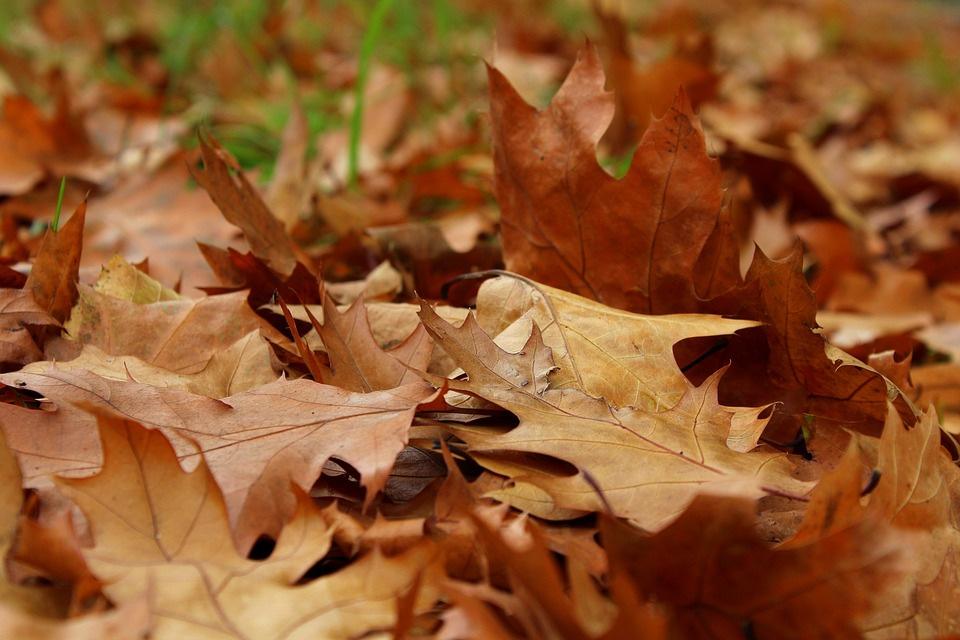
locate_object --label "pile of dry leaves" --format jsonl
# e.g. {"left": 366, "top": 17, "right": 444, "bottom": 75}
{"left": 1, "top": 0, "right": 960, "bottom": 638}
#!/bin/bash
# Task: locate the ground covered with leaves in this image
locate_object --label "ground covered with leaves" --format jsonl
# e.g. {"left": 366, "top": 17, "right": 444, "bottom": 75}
{"left": 1, "top": 0, "right": 960, "bottom": 638}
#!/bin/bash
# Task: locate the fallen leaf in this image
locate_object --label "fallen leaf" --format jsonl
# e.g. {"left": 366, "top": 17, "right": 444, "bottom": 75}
{"left": 602, "top": 492, "right": 909, "bottom": 639}
{"left": 24, "top": 331, "right": 278, "bottom": 398}
{"left": 191, "top": 136, "right": 300, "bottom": 276}
{"left": 418, "top": 301, "right": 809, "bottom": 530}
{"left": 60, "top": 287, "right": 267, "bottom": 374}
{"left": 787, "top": 405, "right": 960, "bottom": 636}
{"left": 475, "top": 275, "right": 759, "bottom": 410}
{"left": 263, "top": 300, "right": 469, "bottom": 376}
{"left": 87, "top": 255, "right": 179, "bottom": 303}
{"left": 490, "top": 44, "right": 729, "bottom": 314}
{"left": 0, "top": 288, "right": 57, "bottom": 367}
{"left": 58, "top": 413, "right": 442, "bottom": 639}
{"left": 25, "top": 201, "right": 85, "bottom": 324}
{"left": 315, "top": 294, "right": 433, "bottom": 392}
{"left": 0, "top": 367, "right": 436, "bottom": 549}
{"left": 0, "top": 421, "right": 71, "bottom": 618}
{"left": 326, "top": 260, "right": 403, "bottom": 304}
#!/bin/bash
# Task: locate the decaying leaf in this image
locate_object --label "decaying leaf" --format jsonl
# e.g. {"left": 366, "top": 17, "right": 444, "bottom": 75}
{"left": 25, "top": 201, "right": 85, "bottom": 324}
{"left": 191, "top": 136, "right": 300, "bottom": 276}
{"left": 490, "top": 44, "right": 728, "bottom": 315}
{"left": 58, "top": 414, "right": 441, "bottom": 639}
{"left": 476, "top": 275, "right": 759, "bottom": 410}
{"left": 0, "top": 367, "right": 436, "bottom": 548}
{"left": 418, "top": 301, "right": 810, "bottom": 530}
{"left": 602, "top": 493, "right": 909, "bottom": 639}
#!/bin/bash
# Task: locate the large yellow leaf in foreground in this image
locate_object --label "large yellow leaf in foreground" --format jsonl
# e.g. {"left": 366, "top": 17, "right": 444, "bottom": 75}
{"left": 0, "top": 369, "right": 435, "bottom": 549}
{"left": 58, "top": 415, "right": 440, "bottom": 640}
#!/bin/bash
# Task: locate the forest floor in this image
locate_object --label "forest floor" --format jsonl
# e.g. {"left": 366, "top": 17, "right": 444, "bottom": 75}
{"left": 1, "top": 1, "right": 960, "bottom": 638}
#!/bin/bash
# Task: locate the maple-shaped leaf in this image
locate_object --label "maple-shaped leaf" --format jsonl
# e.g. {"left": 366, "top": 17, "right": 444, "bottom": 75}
{"left": 418, "top": 302, "right": 809, "bottom": 530}
{"left": 475, "top": 275, "right": 758, "bottom": 410}
{"left": 0, "top": 368, "right": 435, "bottom": 549}
{"left": 57, "top": 413, "right": 441, "bottom": 640}
{"left": 24, "top": 200, "right": 85, "bottom": 324}
{"left": 190, "top": 136, "right": 301, "bottom": 276}
{"left": 490, "top": 44, "right": 729, "bottom": 314}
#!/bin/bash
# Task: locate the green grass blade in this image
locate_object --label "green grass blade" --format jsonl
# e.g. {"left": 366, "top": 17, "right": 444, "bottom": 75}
{"left": 51, "top": 176, "right": 67, "bottom": 232}
{"left": 347, "top": 0, "right": 397, "bottom": 188}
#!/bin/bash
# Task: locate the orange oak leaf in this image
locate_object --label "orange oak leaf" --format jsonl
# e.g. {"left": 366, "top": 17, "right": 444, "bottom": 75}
{"left": 490, "top": 44, "right": 729, "bottom": 314}
{"left": 418, "top": 301, "right": 809, "bottom": 531}
{"left": 601, "top": 493, "right": 909, "bottom": 639}
{"left": 0, "top": 368, "right": 436, "bottom": 550}
{"left": 57, "top": 413, "right": 442, "bottom": 639}
{"left": 191, "top": 136, "right": 300, "bottom": 276}
{"left": 315, "top": 294, "right": 433, "bottom": 392}
{"left": 25, "top": 200, "right": 85, "bottom": 324}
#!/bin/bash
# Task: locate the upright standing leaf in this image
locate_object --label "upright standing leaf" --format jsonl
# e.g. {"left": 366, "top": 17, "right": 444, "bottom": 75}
{"left": 191, "top": 136, "right": 299, "bottom": 276}
{"left": 490, "top": 44, "right": 728, "bottom": 314}
{"left": 25, "top": 200, "right": 85, "bottom": 323}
